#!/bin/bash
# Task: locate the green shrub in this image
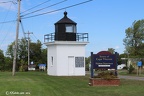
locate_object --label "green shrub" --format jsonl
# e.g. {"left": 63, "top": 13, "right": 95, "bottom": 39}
{"left": 128, "top": 64, "right": 135, "bottom": 74}
{"left": 94, "top": 71, "right": 118, "bottom": 80}
{"left": 19, "top": 65, "right": 23, "bottom": 72}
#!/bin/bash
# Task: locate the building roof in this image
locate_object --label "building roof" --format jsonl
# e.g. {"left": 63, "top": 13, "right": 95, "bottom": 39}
{"left": 55, "top": 11, "right": 77, "bottom": 24}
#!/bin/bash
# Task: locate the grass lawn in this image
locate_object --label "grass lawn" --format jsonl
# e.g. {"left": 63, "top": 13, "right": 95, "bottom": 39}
{"left": 0, "top": 72, "right": 144, "bottom": 96}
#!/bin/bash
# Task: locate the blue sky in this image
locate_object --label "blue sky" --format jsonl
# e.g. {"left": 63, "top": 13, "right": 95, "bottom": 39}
{"left": 0, "top": 0, "right": 144, "bottom": 56}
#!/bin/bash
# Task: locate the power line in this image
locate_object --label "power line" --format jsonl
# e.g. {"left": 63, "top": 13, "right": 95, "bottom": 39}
{"left": 0, "top": 2, "right": 16, "bottom": 48}
{"left": 12, "top": 1, "right": 17, "bottom": 4}
{"left": 32, "top": 33, "right": 39, "bottom": 41}
{"left": 0, "top": 0, "right": 93, "bottom": 24}
{"left": 21, "top": 0, "right": 93, "bottom": 19}
{"left": 21, "top": 0, "right": 51, "bottom": 14}
{"left": 21, "top": 0, "right": 67, "bottom": 17}
{"left": 0, "top": 2, "right": 13, "bottom": 32}
{"left": 0, "top": 1, "right": 17, "bottom": 4}
{"left": 0, "top": 0, "right": 17, "bottom": 24}
{"left": 0, "top": 21, "right": 16, "bottom": 49}
{"left": 0, "top": 1, "right": 12, "bottom": 3}
{"left": 0, "top": 1, "right": 17, "bottom": 24}
{"left": 20, "top": 20, "right": 26, "bottom": 40}
{"left": 0, "top": 20, "right": 16, "bottom": 24}
{"left": 20, "top": 20, "right": 29, "bottom": 50}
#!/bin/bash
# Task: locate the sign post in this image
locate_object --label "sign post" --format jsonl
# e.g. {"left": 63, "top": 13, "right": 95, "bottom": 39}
{"left": 115, "top": 52, "right": 118, "bottom": 76}
{"left": 90, "top": 52, "right": 94, "bottom": 78}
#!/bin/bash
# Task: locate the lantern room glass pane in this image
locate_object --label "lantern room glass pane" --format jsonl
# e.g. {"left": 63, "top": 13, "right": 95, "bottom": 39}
{"left": 66, "top": 24, "right": 76, "bottom": 33}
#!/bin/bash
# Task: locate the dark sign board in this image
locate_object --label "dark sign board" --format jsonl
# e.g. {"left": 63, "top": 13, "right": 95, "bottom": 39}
{"left": 91, "top": 51, "right": 118, "bottom": 78}
{"left": 93, "top": 54, "right": 116, "bottom": 69}
{"left": 90, "top": 51, "right": 118, "bottom": 78}
{"left": 91, "top": 51, "right": 117, "bottom": 69}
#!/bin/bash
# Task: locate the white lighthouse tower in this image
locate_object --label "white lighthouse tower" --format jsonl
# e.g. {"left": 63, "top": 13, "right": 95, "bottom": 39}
{"left": 44, "top": 12, "right": 88, "bottom": 76}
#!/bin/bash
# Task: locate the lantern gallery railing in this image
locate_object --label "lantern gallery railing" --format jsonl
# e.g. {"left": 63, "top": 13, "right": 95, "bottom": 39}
{"left": 44, "top": 33, "right": 88, "bottom": 42}
{"left": 44, "top": 33, "right": 55, "bottom": 42}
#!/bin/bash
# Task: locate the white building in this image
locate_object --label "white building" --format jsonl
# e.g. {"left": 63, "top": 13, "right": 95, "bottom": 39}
{"left": 44, "top": 12, "right": 88, "bottom": 76}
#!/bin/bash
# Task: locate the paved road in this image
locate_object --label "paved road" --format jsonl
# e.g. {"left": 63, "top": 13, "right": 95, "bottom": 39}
{"left": 118, "top": 75, "right": 144, "bottom": 81}
{"left": 86, "top": 71, "right": 144, "bottom": 81}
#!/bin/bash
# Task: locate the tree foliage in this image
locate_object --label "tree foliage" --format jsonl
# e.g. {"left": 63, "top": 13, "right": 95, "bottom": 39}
{"left": 4, "top": 38, "right": 47, "bottom": 71}
{"left": 123, "top": 20, "right": 144, "bottom": 57}
{"left": 30, "top": 40, "right": 43, "bottom": 64}
{"left": 0, "top": 49, "right": 5, "bottom": 71}
{"left": 4, "top": 57, "right": 13, "bottom": 71}
{"left": 85, "top": 56, "right": 91, "bottom": 71}
{"left": 108, "top": 48, "right": 115, "bottom": 54}
{"left": 18, "top": 38, "right": 28, "bottom": 61}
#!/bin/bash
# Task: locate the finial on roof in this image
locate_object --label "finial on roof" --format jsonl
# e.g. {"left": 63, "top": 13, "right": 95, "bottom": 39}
{"left": 64, "top": 11, "right": 67, "bottom": 17}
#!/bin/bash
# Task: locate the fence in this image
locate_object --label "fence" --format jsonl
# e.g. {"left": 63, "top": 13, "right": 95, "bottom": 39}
{"left": 44, "top": 33, "right": 88, "bottom": 42}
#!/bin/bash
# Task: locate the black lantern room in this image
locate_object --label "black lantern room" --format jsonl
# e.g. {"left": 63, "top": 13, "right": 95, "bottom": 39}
{"left": 55, "top": 11, "right": 77, "bottom": 41}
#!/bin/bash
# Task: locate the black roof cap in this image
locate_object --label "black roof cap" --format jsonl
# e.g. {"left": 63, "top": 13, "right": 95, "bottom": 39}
{"left": 55, "top": 11, "right": 77, "bottom": 24}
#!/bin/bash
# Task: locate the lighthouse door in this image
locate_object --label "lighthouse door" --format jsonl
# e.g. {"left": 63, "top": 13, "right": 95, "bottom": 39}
{"left": 68, "top": 56, "right": 74, "bottom": 75}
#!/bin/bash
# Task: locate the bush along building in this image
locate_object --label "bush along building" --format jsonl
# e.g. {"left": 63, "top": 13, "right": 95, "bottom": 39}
{"left": 44, "top": 11, "right": 89, "bottom": 76}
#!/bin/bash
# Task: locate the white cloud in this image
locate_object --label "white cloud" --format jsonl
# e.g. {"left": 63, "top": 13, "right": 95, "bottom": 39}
{"left": 115, "top": 46, "right": 120, "bottom": 49}
{"left": 0, "top": 2, "right": 17, "bottom": 11}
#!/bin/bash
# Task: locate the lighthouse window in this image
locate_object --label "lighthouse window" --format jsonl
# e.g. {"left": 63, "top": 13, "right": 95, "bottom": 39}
{"left": 51, "top": 56, "right": 53, "bottom": 66}
{"left": 66, "top": 24, "right": 76, "bottom": 33}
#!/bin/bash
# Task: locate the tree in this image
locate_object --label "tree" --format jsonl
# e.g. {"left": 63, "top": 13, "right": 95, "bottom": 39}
{"left": 6, "top": 38, "right": 47, "bottom": 71}
{"left": 6, "top": 38, "right": 27, "bottom": 71}
{"left": 6, "top": 42, "right": 15, "bottom": 58}
{"left": 85, "top": 56, "right": 91, "bottom": 71}
{"left": 0, "top": 49, "right": 5, "bottom": 71}
{"left": 123, "top": 20, "right": 144, "bottom": 57}
{"left": 4, "top": 57, "right": 13, "bottom": 71}
{"left": 30, "top": 40, "right": 42, "bottom": 65}
{"left": 108, "top": 48, "right": 115, "bottom": 54}
{"left": 41, "top": 48, "right": 47, "bottom": 64}
{"left": 18, "top": 38, "right": 28, "bottom": 62}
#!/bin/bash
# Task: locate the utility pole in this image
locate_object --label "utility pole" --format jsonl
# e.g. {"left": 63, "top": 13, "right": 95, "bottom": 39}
{"left": 25, "top": 31, "right": 33, "bottom": 70}
{"left": 12, "top": 0, "right": 21, "bottom": 76}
